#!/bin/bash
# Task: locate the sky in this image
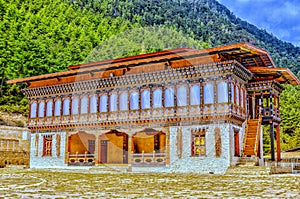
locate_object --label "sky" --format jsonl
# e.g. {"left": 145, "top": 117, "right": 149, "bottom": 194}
{"left": 217, "top": 0, "right": 300, "bottom": 47}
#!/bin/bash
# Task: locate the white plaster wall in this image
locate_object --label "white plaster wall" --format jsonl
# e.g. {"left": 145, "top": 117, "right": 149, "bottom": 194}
{"left": 30, "top": 132, "right": 67, "bottom": 168}
{"left": 167, "top": 124, "right": 232, "bottom": 174}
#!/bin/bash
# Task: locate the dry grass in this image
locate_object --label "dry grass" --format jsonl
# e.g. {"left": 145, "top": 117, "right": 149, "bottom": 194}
{"left": 0, "top": 168, "right": 299, "bottom": 198}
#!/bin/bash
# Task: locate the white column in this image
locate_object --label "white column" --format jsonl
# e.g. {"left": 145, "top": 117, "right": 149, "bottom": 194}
{"left": 52, "top": 134, "right": 57, "bottom": 157}
{"left": 38, "top": 135, "right": 43, "bottom": 157}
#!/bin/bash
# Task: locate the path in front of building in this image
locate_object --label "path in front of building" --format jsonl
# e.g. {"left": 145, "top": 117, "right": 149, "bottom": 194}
{"left": 0, "top": 168, "right": 299, "bottom": 198}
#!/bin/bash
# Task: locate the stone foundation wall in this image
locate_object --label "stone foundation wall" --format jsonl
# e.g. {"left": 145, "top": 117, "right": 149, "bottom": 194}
{"left": 167, "top": 124, "right": 233, "bottom": 174}
{"left": 0, "top": 126, "right": 30, "bottom": 167}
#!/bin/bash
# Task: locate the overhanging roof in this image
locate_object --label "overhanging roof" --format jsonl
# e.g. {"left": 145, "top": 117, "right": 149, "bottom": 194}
{"left": 7, "top": 43, "right": 299, "bottom": 85}
{"left": 248, "top": 67, "right": 300, "bottom": 85}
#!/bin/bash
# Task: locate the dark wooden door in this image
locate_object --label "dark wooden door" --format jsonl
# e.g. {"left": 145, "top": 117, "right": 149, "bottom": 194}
{"left": 100, "top": 140, "right": 108, "bottom": 164}
{"left": 234, "top": 131, "right": 240, "bottom": 157}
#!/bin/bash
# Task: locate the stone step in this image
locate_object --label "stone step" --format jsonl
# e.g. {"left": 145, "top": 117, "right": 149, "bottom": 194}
{"left": 226, "top": 166, "right": 270, "bottom": 175}
{"left": 89, "top": 165, "right": 130, "bottom": 173}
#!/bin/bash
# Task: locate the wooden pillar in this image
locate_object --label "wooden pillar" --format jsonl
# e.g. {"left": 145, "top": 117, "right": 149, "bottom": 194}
{"left": 270, "top": 122, "right": 275, "bottom": 161}
{"left": 252, "top": 95, "right": 255, "bottom": 119}
{"left": 270, "top": 92, "right": 273, "bottom": 117}
{"left": 128, "top": 134, "right": 132, "bottom": 165}
{"left": 278, "top": 95, "right": 281, "bottom": 118}
{"left": 259, "top": 92, "right": 263, "bottom": 117}
{"left": 94, "top": 133, "right": 99, "bottom": 164}
{"left": 276, "top": 125, "right": 281, "bottom": 162}
{"left": 165, "top": 128, "right": 170, "bottom": 165}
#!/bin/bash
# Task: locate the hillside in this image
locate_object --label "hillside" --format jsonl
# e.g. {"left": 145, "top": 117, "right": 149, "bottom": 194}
{"left": 0, "top": 0, "right": 299, "bottom": 150}
{"left": 73, "top": 0, "right": 300, "bottom": 74}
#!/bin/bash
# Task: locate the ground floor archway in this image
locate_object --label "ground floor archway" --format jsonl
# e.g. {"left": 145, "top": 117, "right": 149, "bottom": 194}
{"left": 99, "top": 130, "right": 128, "bottom": 164}
{"left": 68, "top": 131, "right": 96, "bottom": 165}
{"left": 132, "top": 128, "right": 166, "bottom": 166}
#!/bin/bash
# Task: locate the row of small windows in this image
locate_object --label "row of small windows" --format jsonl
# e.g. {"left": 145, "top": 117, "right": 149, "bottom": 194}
{"left": 30, "top": 82, "right": 245, "bottom": 118}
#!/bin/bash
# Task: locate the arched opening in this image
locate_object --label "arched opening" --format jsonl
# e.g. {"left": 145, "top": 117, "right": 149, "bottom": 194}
{"left": 68, "top": 131, "right": 96, "bottom": 166}
{"left": 132, "top": 128, "right": 166, "bottom": 165}
{"left": 99, "top": 130, "right": 128, "bottom": 164}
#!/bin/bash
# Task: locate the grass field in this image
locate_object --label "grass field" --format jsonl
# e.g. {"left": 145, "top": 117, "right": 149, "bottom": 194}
{"left": 0, "top": 168, "right": 299, "bottom": 198}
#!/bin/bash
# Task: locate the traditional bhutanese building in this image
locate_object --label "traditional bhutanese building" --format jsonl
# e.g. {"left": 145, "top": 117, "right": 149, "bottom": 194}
{"left": 7, "top": 43, "right": 300, "bottom": 173}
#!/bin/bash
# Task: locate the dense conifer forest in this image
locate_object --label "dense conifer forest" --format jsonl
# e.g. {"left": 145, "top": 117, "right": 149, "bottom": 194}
{"left": 0, "top": 0, "right": 299, "bottom": 150}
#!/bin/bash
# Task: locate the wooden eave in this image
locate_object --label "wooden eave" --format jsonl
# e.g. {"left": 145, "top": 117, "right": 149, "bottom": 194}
{"left": 6, "top": 43, "right": 282, "bottom": 85}
{"left": 248, "top": 67, "right": 300, "bottom": 85}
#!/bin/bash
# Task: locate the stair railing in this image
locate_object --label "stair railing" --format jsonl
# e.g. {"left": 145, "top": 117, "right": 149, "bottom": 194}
{"left": 242, "top": 117, "right": 250, "bottom": 156}
{"left": 254, "top": 115, "right": 262, "bottom": 157}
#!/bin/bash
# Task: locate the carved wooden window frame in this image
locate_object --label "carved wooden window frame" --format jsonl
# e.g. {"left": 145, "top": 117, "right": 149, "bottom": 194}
{"left": 190, "top": 83, "right": 201, "bottom": 105}
{"left": 46, "top": 99, "right": 53, "bottom": 117}
{"left": 119, "top": 91, "right": 129, "bottom": 111}
{"left": 54, "top": 98, "right": 61, "bottom": 117}
{"left": 164, "top": 86, "right": 175, "bottom": 107}
{"left": 80, "top": 94, "right": 89, "bottom": 114}
{"left": 203, "top": 82, "right": 214, "bottom": 104}
{"left": 236, "top": 84, "right": 240, "bottom": 106}
{"left": 71, "top": 96, "right": 79, "bottom": 115}
{"left": 89, "top": 94, "right": 98, "bottom": 114}
{"left": 38, "top": 100, "right": 45, "bottom": 118}
{"left": 217, "top": 81, "right": 229, "bottom": 103}
{"left": 62, "top": 97, "right": 70, "bottom": 116}
{"left": 152, "top": 87, "right": 163, "bottom": 108}
{"left": 177, "top": 84, "right": 188, "bottom": 107}
{"left": 191, "top": 129, "right": 206, "bottom": 157}
{"left": 109, "top": 92, "right": 118, "bottom": 112}
{"left": 141, "top": 89, "right": 150, "bottom": 109}
{"left": 43, "top": 134, "right": 53, "bottom": 156}
{"left": 30, "top": 101, "right": 37, "bottom": 118}
{"left": 99, "top": 93, "right": 108, "bottom": 113}
{"left": 129, "top": 90, "right": 139, "bottom": 110}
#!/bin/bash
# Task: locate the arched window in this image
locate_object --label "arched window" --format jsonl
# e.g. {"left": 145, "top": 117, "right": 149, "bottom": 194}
{"left": 30, "top": 101, "right": 37, "bottom": 118}
{"left": 165, "top": 87, "right": 174, "bottom": 107}
{"left": 63, "top": 98, "right": 70, "bottom": 115}
{"left": 177, "top": 86, "right": 187, "bottom": 106}
{"left": 204, "top": 83, "right": 214, "bottom": 104}
{"left": 72, "top": 97, "right": 79, "bottom": 115}
{"left": 46, "top": 100, "right": 53, "bottom": 117}
{"left": 241, "top": 88, "right": 244, "bottom": 108}
{"left": 130, "top": 91, "right": 139, "bottom": 110}
{"left": 80, "top": 96, "right": 89, "bottom": 114}
{"left": 190, "top": 85, "right": 200, "bottom": 105}
{"left": 119, "top": 92, "right": 128, "bottom": 111}
{"left": 54, "top": 99, "right": 61, "bottom": 116}
{"left": 236, "top": 85, "right": 240, "bottom": 106}
{"left": 153, "top": 88, "right": 162, "bottom": 108}
{"left": 231, "top": 83, "right": 235, "bottom": 103}
{"left": 100, "top": 94, "right": 108, "bottom": 112}
{"left": 110, "top": 93, "right": 118, "bottom": 112}
{"left": 141, "top": 90, "right": 150, "bottom": 109}
{"left": 90, "top": 95, "right": 98, "bottom": 113}
{"left": 38, "top": 101, "right": 45, "bottom": 118}
{"left": 217, "top": 82, "right": 228, "bottom": 103}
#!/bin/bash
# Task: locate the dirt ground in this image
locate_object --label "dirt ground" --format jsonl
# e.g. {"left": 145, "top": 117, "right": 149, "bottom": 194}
{"left": 0, "top": 168, "right": 299, "bottom": 198}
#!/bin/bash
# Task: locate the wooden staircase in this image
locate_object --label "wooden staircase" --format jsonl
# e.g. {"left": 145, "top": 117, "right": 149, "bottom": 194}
{"left": 243, "top": 119, "right": 261, "bottom": 156}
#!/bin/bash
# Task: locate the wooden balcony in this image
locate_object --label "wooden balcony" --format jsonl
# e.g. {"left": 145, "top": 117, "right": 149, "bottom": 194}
{"left": 28, "top": 103, "right": 246, "bottom": 128}
{"left": 262, "top": 106, "right": 280, "bottom": 123}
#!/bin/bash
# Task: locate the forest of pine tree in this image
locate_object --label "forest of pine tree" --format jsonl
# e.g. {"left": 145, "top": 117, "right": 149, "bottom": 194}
{"left": 0, "top": 0, "right": 299, "bottom": 150}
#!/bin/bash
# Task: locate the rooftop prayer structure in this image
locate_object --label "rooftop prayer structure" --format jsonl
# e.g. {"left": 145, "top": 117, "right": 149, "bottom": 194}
{"left": 8, "top": 43, "right": 300, "bottom": 173}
